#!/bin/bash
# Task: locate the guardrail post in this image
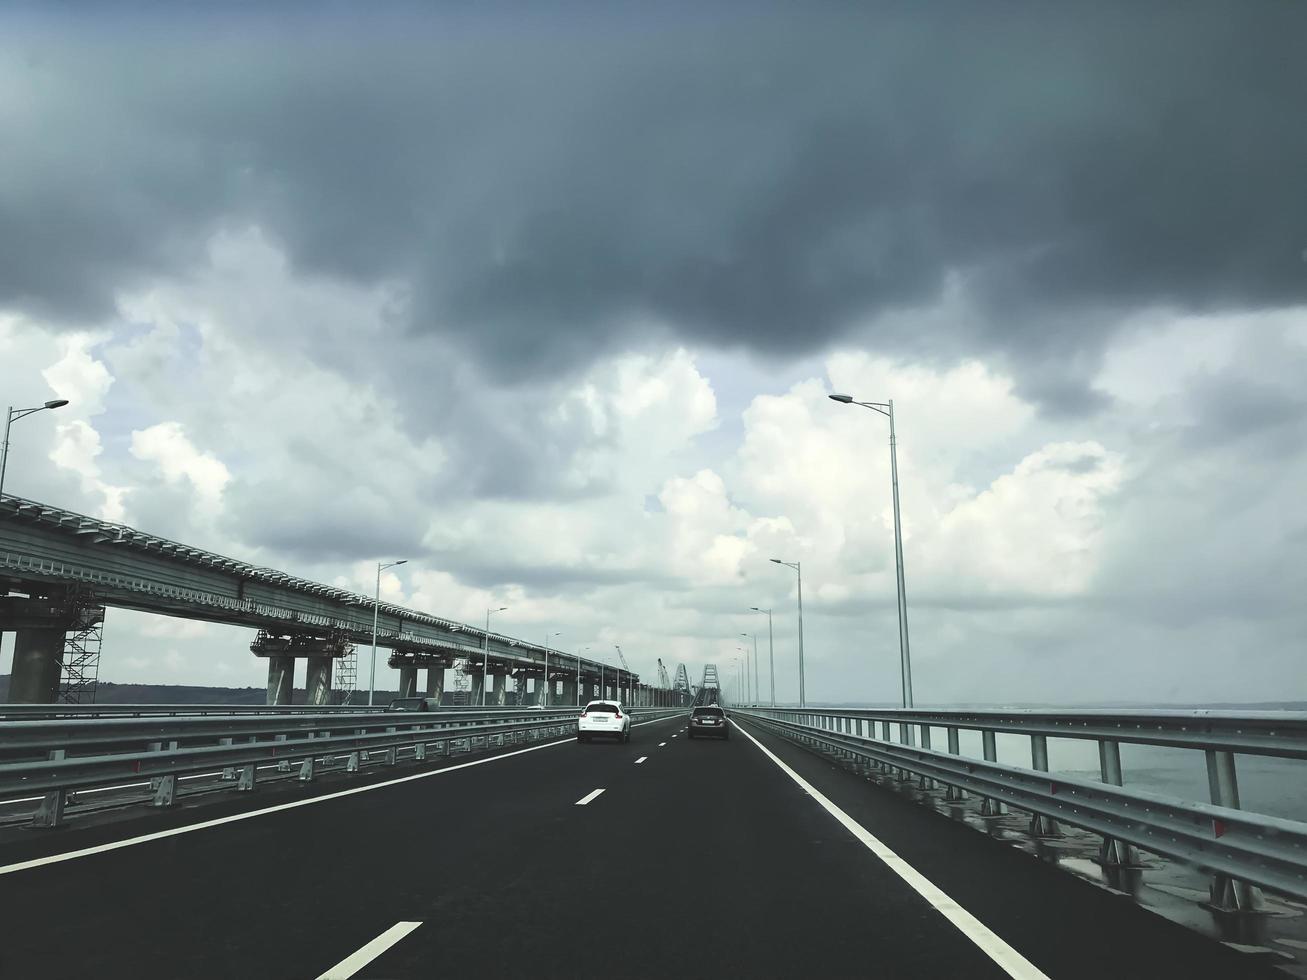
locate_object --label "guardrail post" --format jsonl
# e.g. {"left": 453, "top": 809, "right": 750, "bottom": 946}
{"left": 220, "top": 737, "right": 236, "bottom": 780}
{"left": 1028, "top": 735, "right": 1059, "bottom": 837}
{"left": 153, "top": 769, "right": 178, "bottom": 808}
{"left": 980, "top": 731, "right": 1004, "bottom": 816}
{"left": 1205, "top": 749, "right": 1262, "bottom": 914}
{"left": 944, "top": 727, "right": 965, "bottom": 801}
{"left": 31, "top": 749, "right": 68, "bottom": 828}
{"left": 917, "top": 726, "right": 934, "bottom": 789}
{"left": 1097, "top": 739, "right": 1141, "bottom": 868}
{"left": 147, "top": 740, "right": 163, "bottom": 790}
{"left": 385, "top": 727, "right": 398, "bottom": 765}
{"left": 876, "top": 721, "right": 891, "bottom": 772}
{"left": 238, "top": 735, "right": 257, "bottom": 790}
{"left": 275, "top": 733, "right": 292, "bottom": 772}
{"left": 298, "top": 733, "right": 316, "bottom": 782}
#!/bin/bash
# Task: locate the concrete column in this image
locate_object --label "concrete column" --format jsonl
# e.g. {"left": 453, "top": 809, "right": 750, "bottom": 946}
{"left": 470, "top": 673, "right": 485, "bottom": 705}
{"left": 492, "top": 672, "right": 507, "bottom": 705}
{"left": 8, "top": 627, "right": 65, "bottom": 703}
{"left": 561, "top": 678, "right": 577, "bottom": 706}
{"left": 304, "top": 657, "right": 333, "bottom": 706}
{"left": 537, "top": 678, "right": 552, "bottom": 706}
{"left": 426, "top": 667, "right": 445, "bottom": 705}
{"left": 266, "top": 655, "right": 295, "bottom": 706}
{"left": 398, "top": 667, "right": 418, "bottom": 699}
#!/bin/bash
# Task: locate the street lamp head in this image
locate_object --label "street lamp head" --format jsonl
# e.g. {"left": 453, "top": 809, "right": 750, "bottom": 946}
{"left": 44, "top": 399, "right": 70, "bottom": 410}
{"left": 769, "top": 558, "right": 782, "bottom": 565}
{"left": 828, "top": 393, "right": 854, "bottom": 404}
{"left": 394, "top": 559, "right": 408, "bottom": 566}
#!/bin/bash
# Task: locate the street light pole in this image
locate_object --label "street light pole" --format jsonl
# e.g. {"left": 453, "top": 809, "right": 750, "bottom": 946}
{"left": 828, "top": 393, "right": 914, "bottom": 708}
{"left": 739, "top": 633, "right": 758, "bottom": 705}
{"left": 770, "top": 559, "right": 805, "bottom": 707}
{"left": 750, "top": 607, "right": 774, "bottom": 706}
{"left": 481, "top": 606, "right": 507, "bottom": 706}
{"left": 369, "top": 559, "right": 408, "bottom": 706}
{"left": 576, "top": 646, "right": 589, "bottom": 705}
{"left": 542, "top": 631, "right": 560, "bottom": 706}
{"left": 1, "top": 400, "right": 71, "bottom": 499}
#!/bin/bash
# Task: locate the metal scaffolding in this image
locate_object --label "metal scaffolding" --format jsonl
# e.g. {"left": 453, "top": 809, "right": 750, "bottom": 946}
{"left": 335, "top": 644, "right": 358, "bottom": 705}
{"left": 58, "top": 598, "right": 105, "bottom": 704}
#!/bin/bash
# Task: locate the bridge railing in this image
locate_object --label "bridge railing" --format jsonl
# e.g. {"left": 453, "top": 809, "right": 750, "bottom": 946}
{"left": 0, "top": 706, "right": 685, "bottom": 829}
{"left": 733, "top": 706, "right": 1307, "bottom": 908}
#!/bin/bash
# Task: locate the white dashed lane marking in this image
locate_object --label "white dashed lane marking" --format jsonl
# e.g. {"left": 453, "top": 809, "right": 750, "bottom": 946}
{"left": 315, "top": 921, "right": 423, "bottom": 980}
{"left": 575, "top": 788, "right": 606, "bottom": 806}
{"left": 635, "top": 757, "right": 648, "bottom": 764}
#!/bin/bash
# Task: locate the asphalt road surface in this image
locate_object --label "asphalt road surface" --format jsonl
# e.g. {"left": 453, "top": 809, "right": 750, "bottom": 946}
{"left": 0, "top": 714, "right": 1283, "bottom": 979}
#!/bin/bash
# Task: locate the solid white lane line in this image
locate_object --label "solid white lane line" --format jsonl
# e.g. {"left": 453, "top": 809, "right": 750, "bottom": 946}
{"left": 315, "top": 921, "right": 422, "bottom": 980}
{"left": 575, "top": 788, "right": 606, "bottom": 805}
{"left": 731, "top": 721, "right": 1050, "bottom": 980}
{"left": 0, "top": 715, "right": 681, "bottom": 878}
{"left": 635, "top": 757, "right": 648, "bottom": 764}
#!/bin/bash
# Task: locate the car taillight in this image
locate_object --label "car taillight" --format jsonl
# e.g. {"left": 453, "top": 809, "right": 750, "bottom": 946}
{"left": 580, "top": 712, "right": 587, "bottom": 718}
{"left": 614, "top": 712, "right": 622, "bottom": 719}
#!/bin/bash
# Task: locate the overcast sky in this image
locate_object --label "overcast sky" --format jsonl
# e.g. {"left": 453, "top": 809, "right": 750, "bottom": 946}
{"left": 2, "top": 2, "right": 1305, "bottom": 704}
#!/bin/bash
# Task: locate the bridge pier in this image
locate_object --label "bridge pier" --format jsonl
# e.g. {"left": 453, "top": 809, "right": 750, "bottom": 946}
{"left": 426, "top": 667, "right": 444, "bottom": 705}
{"left": 304, "top": 657, "right": 333, "bottom": 707}
{"left": 265, "top": 655, "right": 295, "bottom": 706}
{"left": 469, "top": 672, "right": 485, "bottom": 706}
{"left": 491, "top": 671, "right": 507, "bottom": 706}
{"left": 9, "top": 626, "right": 65, "bottom": 703}
{"left": 252, "top": 631, "right": 350, "bottom": 706}
{"left": 561, "top": 678, "right": 577, "bottom": 706}
{"left": 2, "top": 589, "right": 76, "bottom": 704}
{"left": 398, "top": 667, "right": 418, "bottom": 699}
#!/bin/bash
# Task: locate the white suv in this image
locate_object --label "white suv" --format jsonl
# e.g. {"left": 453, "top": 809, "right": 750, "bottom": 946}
{"left": 577, "top": 701, "right": 631, "bottom": 743}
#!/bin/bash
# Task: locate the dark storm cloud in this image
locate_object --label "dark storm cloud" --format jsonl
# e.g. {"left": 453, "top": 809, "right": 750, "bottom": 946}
{"left": 3, "top": 2, "right": 1306, "bottom": 407}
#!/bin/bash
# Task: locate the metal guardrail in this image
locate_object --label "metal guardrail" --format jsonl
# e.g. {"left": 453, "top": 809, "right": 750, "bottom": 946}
{"left": 734, "top": 706, "right": 1307, "bottom": 758}
{"left": 0, "top": 706, "right": 685, "bottom": 828}
{"left": 0, "top": 703, "right": 380, "bottom": 720}
{"left": 0, "top": 703, "right": 610, "bottom": 721}
{"left": 734, "top": 707, "right": 1307, "bottom": 909}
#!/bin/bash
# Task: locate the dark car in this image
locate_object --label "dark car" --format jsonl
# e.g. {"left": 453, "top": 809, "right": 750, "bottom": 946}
{"left": 687, "top": 705, "right": 728, "bottom": 739}
{"left": 386, "top": 697, "right": 435, "bottom": 712}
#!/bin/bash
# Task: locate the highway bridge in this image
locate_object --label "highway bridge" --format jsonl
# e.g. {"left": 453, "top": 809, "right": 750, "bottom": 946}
{"left": 0, "top": 700, "right": 1304, "bottom": 978}
{"left": 0, "top": 495, "right": 675, "bottom": 709}
{"left": 3, "top": 496, "right": 1306, "bottom": 976}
